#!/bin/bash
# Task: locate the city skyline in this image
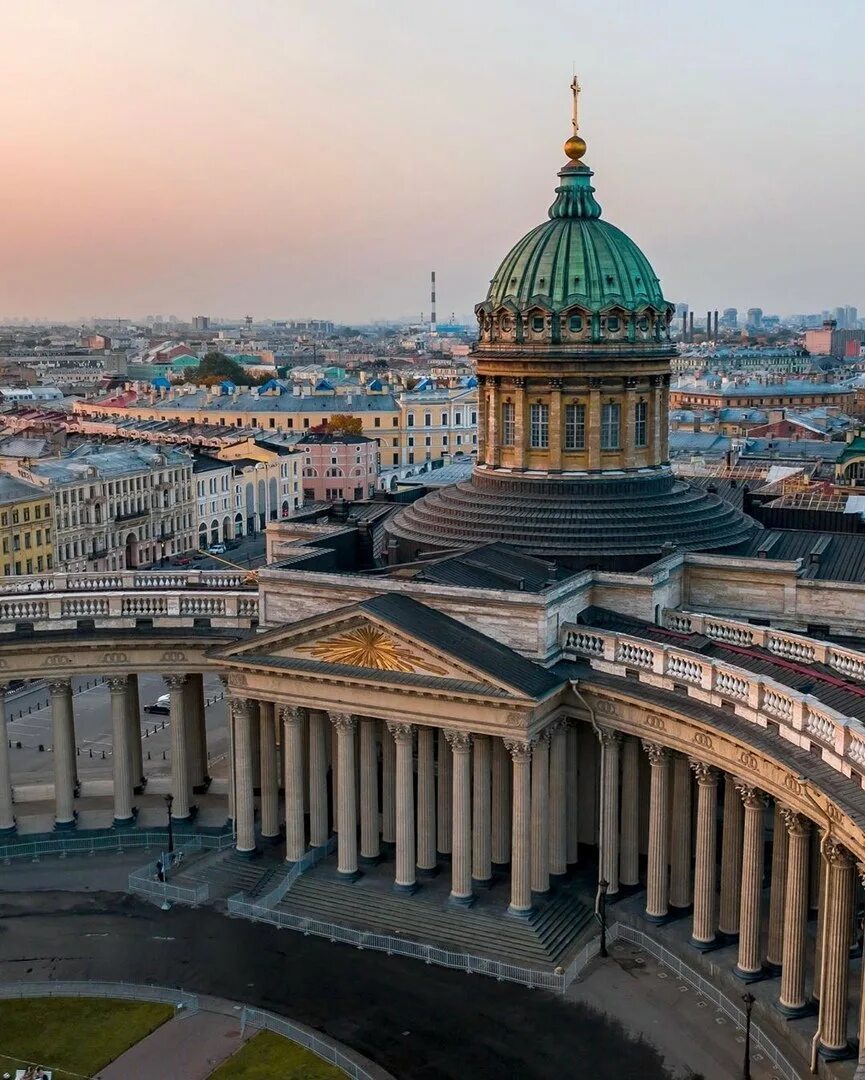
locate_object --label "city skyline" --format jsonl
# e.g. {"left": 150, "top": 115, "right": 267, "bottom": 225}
{"left": 2, "top": 0, "right": 864, "bottom": 322}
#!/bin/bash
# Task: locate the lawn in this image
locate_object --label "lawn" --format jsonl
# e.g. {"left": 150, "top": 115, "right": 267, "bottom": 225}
{"left": 208, "top": 1030, "right": 345, "bottom": 1079}
{"left": 0, "top": 997, "right": 174, "bottom": 1080}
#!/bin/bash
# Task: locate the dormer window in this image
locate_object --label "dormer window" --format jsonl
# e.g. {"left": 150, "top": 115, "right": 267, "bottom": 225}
{"left": 607, "top": 316, "right": 620, "bottom": 333}
{"left": 637, "top": 316, "right": 650, "bottom": 332}
{"left": 532, "top": 316, "right": 544, "bottom": 332}
{"left": 500, "top": 316, "right": 513, "bottom": 332}
{"left": 569, "top": 314, "right": 583, "bottom": 332}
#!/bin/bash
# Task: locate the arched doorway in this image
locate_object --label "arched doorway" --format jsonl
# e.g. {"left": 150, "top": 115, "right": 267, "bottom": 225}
{"left": 198, "top": 522, "right": 208, "bottom": 549}
{"left": 222, "top": 516, "right": 232, "bottom": 541}
{"left": 124, "top": 532, "right": 139, "bottom": 568}
{"left": 210, "top": 520, "right": 220, "bottom": 546}
{"left": 234, "top": 512, "right": 244, "bottom": 538}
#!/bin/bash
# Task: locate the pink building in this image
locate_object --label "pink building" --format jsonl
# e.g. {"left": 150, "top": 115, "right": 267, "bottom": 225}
{"left": 297, "top": 432, "right": 377, "bottom": 503}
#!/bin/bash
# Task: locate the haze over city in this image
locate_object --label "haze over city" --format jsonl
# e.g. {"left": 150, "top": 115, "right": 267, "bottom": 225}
{"left": 2, "top": 0, "right": 864, "bottom": 323}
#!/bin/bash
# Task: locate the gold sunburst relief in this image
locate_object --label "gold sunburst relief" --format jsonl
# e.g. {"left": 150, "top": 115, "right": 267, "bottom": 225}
{"left": 295, "top": 624, "right": 449, "bottom": 676}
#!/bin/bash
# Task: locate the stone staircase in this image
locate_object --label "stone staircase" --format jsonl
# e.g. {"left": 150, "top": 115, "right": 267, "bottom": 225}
{"left": 277, "top": 867, "right": 594, "bottom": 968}
{"left": 172, "top": 849, "right": 284, "bottom": 902}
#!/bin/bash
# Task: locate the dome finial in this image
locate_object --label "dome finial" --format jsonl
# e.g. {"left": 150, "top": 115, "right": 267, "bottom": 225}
{"left": 564, "top": 73, "right": 587, "bottom": 163}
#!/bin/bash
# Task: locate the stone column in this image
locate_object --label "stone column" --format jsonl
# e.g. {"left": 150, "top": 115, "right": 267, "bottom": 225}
{"left": 491, "top": 736, "right": 511, "bottom": 869}
{"left": 165, "top": 674, "right": 191, "bottom": 820}
{"left": 472, "top": 733, "right": 492, "bottom": 888}
{"left": 360, "top": 717, "right": 382, "bottom": 865}
{"left": 108, "top": 675, "right": 133, "bottom": 826}
{"left": 548, "top": 722, "right": 568, "bottom": 881}
{"left": 308, "top": 710, "right": 329, "bottom": 847}
{"left": 282, "top": 707, "right": 305, "bottom": 859}
{"left": 388, "top": 722, "right": 416, "bottom": 893}
{"left": 719, "top": 773, "right": 744, "bottom": 939}
{"left": 125, "top": 674, "right": 144, "bottom": 789}
{"left": 531, "top": 730, "right": 551, "bottom": 899}
{"left": 446, "top": 729, "right": 473, "bottom": 906}
{"left": 669, "top": 754, "right": 693, "bottom": 911}
{"left": 734, "top": 783, "right": 765, "bottom": 980}
{"left": 249, "top": 700, "right": 261, "bottom": 791}
{"left": 416, "top": 726, "right": 436, "bottom": 875}
{"left": 381, "top": 720, "right": 396, "bottom": 849}
{"left": 619, "top": 735, "right": 640, "bottom": 888}
{"left": 689, "top": 760, "right": 718, "bottom": 950}
{"left": 49, "top": 679, "right": 76, "bottom": 829}
{"left": 810, "top": 824, "right": 822, "bottom": 912}
{"left": 818, "top": 838, "right": 855, "bottom": 1059}
{"left": 643, "top": 742, "right": 670, "bottom": 922}
{"left": 566, "top": 721, "right": 579, "bottom": 865}
{"left": 506, "top": 738, "right": 534, "bottom": 916}
{"left": 437, "top": 728, "right": 452, "bottom": 858}
{"left": 777, "top": 810, "right": 811, "bottom": 1016}
{"left": 598, "top": 729, "right": 621, "bottom": 896}
{"left": 0, "top": 686, "right": 14, "bottom": 833}
{"left": 232, "top": 698, "right": 256, "bottom": 854}
{"left": 854, "top": 866, "right": 865, "bottom": 1080}
{"left": 814, "top": 849, "right": 828, "bottom": 1002}
{"left": 259, "top": 702, "right": 280, "bottom": 841}
{"left": 765, "top": 801, "right": 789, "bottom": 972}
{"left": 332, "top": 713, "right": 359, "bottom": 880}
{"left": 184, "top": 673, "right": 206, "bottom": 789}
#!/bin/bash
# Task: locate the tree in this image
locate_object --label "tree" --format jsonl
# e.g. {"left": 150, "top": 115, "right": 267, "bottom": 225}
{"left": 195, "top": 351, "right": 267, "bottom": 386}
{"left": 327, "top": 413, "right": 363, "bottom": 435}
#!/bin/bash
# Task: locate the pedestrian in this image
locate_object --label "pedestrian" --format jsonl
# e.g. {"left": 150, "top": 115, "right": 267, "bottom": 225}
{"left": 156, "top": 859, "right": 165, "bottom": 883}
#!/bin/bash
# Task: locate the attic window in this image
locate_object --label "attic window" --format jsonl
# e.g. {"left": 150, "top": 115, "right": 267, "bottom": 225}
{"left": 607, "top": 316, "right": 620, "bottom": 332}
{"left": 532, "top": 316, "right": 544, "bottom": 332}
{"left": 569, "top": 314, "right": 583, "bottom": 332}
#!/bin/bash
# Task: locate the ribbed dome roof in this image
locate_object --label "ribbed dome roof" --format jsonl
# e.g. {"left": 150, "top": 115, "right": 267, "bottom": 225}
{"left": 486, "top": 161, "right": 668, "bottom": 314}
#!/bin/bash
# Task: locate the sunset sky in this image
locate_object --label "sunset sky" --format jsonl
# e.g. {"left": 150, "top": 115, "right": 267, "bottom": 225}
{"left": 1, "top": 0, "right": 863, "bottom": 323}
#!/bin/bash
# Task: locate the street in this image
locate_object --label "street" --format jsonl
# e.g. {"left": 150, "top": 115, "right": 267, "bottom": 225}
{"left": 159, "top": 533, "right": 267, "bottom": 572}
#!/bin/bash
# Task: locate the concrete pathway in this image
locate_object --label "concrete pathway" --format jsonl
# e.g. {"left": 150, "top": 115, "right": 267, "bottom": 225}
{"left": 95, "top": 1006, "right": 251, "bottom": 1080}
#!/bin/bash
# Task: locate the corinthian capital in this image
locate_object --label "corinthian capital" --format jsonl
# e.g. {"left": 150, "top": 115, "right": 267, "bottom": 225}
{"left": 386, "top": 720, "right": 414, "bottom": 743}
{"left": 504, "top": 737, "right": 536, "bottom": 763}
{"left": 688, "top": 759, "right": 717, "bottom": 785}
{"left": 598, "top": 727, "right": 621, "bottom": 748}
{"left": 281, "top": 705, "right": 307, "bottom": 727}
{"left": 641, "top": 741, "right": 667, "bottom": 766}
{"left": 823, "top": 836, "right": 855, "bottom": 869}
{"left": 164, "top": 674, "right": 187, "bottom": 690}
{"left": 734, "top": 780, "right": 765, "bottom": 810}
{"left": 779, "top": 807, "right": 810, "bottom": 838}
{"left": 48, "top": 679, "right": 72, "bottom": 696}
{"left": 331, "top": 712, "right": 357, "bottom": 733}
{"left": 107, "top": 675, "right": 129, "bottom": 694}
{"left": 444, "top": 728, "right": 472, "bottom": 753}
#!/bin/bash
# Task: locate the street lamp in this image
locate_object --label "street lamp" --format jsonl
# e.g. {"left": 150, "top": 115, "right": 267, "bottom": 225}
{"left": 741, "top": 991, "right": 755, "bottom": 1080}
{"left": 164, "top": 793, "right": 174, "bottom": 855}
{"left": 597, "top": 877, "right": 609, "bottom": 958}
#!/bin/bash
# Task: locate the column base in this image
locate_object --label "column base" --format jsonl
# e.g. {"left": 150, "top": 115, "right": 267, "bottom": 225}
{"left": 689, "top": 935, "right": 725, "bottom": 953}
{"left": 718, "top": 929, "right": 740, "bottom": 945}
{"left": 506, "top": 904, "right": 536, "bottom": 919}
{"left": 774, "top": 999, "right": 816, "bottom": 1020}
{"left": 54, "top": 817, "right": 77, "bottom": 831}
{"left": 531, "top": 888, "right": 550, "bottom": 905}
{"left": 393, "top": 880, "right": 418, "bottom": 896}
{"left": 170, "top": 813, "right": 192, "bottom": 823}
{"left": 447, "top": 893, "right": 476, "bottom": 909}
{"left": 0, "top": 821, "right": 16, "bottom": 836}
{"left": 491, "top": 859, "right": 511, "bottom": 875}
{"left": 112, "top": 815, "right": 136, "bottom": 830}
{"left": 549, "top": 872, "right": 569, "bottom": 887}
{"left": 733, "top": 964, "right": 769, "bottom": 984}
{"left": 668, "top": 903, "right": 693, "bottom": 918}
{"left": 381, "top": 840, "right": 396, "bottom": 854}
{"left": 359, "top": 852, "right": 384, "bottom": 867}
{"left": 436, "top": 850, "right": 452, "bottom": 863}
{"left": 234, "top": 846, "right": 259, "bottom": 860}
{"left": 260, "top": 832, "right": 283, "bottom": 847}
{"left": 644, "top": 910, "right": 672, "bottom": 926}
{"left": 472, "top": 875, "right": 493, "bottom": 891}
{"left": 416, "top": 864, "right": 440, "bottom": 879}
{"left": 818, "top": 1040, "right": 855, "bottom": 1062}
{"left": 762, "top": 960, "right": 782, "bottom": 977}
{"left": 337, "top": 868, "right": 363, "bottom": 883}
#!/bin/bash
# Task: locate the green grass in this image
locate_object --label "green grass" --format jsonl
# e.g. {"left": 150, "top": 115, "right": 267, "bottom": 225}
{"left": 0, "top": 998, "right": 174, "bottom": 1080}
{"left": 208, "top": 1030, "right": 345, "bottom": 1079}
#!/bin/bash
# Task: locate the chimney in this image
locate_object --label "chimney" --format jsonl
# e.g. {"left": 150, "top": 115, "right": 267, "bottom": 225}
{"left": 713, "top": 310, "right": 719, "bottom": 337}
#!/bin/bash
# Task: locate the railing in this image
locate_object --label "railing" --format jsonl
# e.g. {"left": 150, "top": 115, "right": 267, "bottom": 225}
{"left": 562, "top": 623, "right": 865, "bottom": 782}
{"left": 240, "top": 1006, "right": 391, "bottom": 1080}
{"left": 256, "top": 835, "right": 337, "bottom": 908}
{"left": 128, "top": 864, "right": 209, "bottom": 906}
{"left": 662, "top": 608, "right": 865, "bottom": 683}
{"left": 0, "top": 979, "right": 199, "bottom": 1015}
{"left": 0, "top": 570, "right": 256, "bottom": 594}
{"left": 0, "top": 829, "right": 235, "bottom": 863}
{"left": 613, "top": 925, "right": 802, "bottom": 1080}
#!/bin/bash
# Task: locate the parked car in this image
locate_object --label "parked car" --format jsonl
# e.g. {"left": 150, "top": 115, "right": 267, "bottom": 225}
{"left": 144, "top": 693, "right": 171, "bottom": 715}
{"left": 208, "top": 543, "right": 227, "bottom": 555}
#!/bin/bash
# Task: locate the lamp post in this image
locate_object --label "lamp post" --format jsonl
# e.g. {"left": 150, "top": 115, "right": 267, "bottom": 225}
{"left": 741, "top": 991, "right": 755, "bottom": 1080}
{"left": 597, "top": 877, "right": 609, "bottom": 958}
{"left": 164, "top": 793, "right": 174, "bottom": 855}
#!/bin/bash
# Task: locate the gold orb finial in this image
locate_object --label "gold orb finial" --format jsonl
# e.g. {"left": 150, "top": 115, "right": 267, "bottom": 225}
{"left": 564, "top": 133, "right": 587, "bottom": 162}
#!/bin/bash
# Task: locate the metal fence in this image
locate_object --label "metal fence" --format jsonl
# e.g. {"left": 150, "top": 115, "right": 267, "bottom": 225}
{"left": 128, "top": 865, "right": 209, "bottom": 906}
{"left": 0, "top": 979, "right": 199, "bottom": 1015}
{"left": 0, "top": 829, "right": 234, "bottom": 863}
{"left": 256, "top": 836, "right": 337, "bottom": 908}
{"left": 613, "top": 925, "right": 802, "bottom": 1080}
{"left": 240, "top": 1006, "right": 389, "bottom": 1080}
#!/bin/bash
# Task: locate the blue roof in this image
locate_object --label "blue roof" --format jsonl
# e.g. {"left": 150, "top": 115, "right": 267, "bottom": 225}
{"left": 219, "top": 380, "right": 236, "bottom": 394}
{"left": 367, "top": 378, "right": 383, "bottom": 391}
{"left": 259, "top": 379, "right": 286, "bottom": 394}
{"left": 315, "top": 378, "right": 334, "bottom": 391}
{"left": 151, "top": 376, "right": 171, "bottom": 390}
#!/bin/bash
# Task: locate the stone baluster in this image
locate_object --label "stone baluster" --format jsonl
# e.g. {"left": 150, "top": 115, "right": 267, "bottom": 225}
{"left": 308, "top": 710, "right": 329, "bottom": 848}
{"left": 165, "top": 674, "right": 190, "bottom": 820}
{"left": 765, "top": 801, "right": 789, "bottom": 972}
{"left": 669, "top": 754, "right": 693, "bottom": 911}
{"left": 491, "top": 736, "right": 511, "bottom": 869}
{"left": 232, "top": 697, "right": 256, "bottom": 854}
{"left": 818, "top": 838, "right": 855, "bottom": 1060}
{"left": 643, "top": 742, "right": 670, "bottom": 922}
{"left": 49, "top": 679, "right": 76, "bottom": 830}
{"left": 259, "top": 702, "right": 280, "bottom": 842}
{"left": 437, "top": 728, "right": 452, "bottom": 858}
{"left": 719, "top": 773, "right": 744, "bottom": 939}
{"left": 108, "top": 675, "right": 133, "bottom": 827}
{"left": 531, "top": 730, "right": 551, "bottom": 899}
{"left": 332, "top": 713, "right": 360, "bottom": 881}
{"left": 416, "top": 726, "right": 436, "bottom": 875}
{"left": 566, "top": 720, "right": 579, "bottom": 866}
{"left": 619, "top": 736, "right": 640, "bottom": 888}
{"left": 283, "top": 707, "right": 305, "bottom": 860}
{"left": 689, "top": 760, "right": 718, "bottom": 950}
{"left": 388, "top": 722, "right": 416, "bottom": 894}
{"left": 506, "top": 738, "right": 535, "bottom": 916}
{"left": 0, "top": 686, "right": 14, "bottom": 833}
{"left": 472, "top": 733, "right": 492, "bottom": 888}
{"left": 733, "top": 783, "right": 765, "bottom": 981}
{"left": 360, "top": 717, "right": 382, "bottom": 865}
{"left": 381, "top": 720, "right": 396, "bottom": 850}
{"left": 777, "top": 809, "right": 811, "bottom": 1016}
{"left": 446, "top": 729, "right": 473, "bottom": 906}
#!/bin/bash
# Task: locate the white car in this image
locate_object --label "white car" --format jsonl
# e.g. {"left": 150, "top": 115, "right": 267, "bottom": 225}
{"left": 208, "top": 543, "right": 227, "bottom": 555}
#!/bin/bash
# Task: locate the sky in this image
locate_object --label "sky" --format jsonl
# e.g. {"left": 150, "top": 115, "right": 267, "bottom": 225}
{"left": 1, "top": 0, "right": 864, "bottom": 324}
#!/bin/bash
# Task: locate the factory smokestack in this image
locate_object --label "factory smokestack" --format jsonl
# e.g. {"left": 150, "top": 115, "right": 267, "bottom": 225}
{"left": 713, "top": 310, "right": 719, "bottom": 338}
{"left": 430, "top": 271, "right": 437, "bottom": 336}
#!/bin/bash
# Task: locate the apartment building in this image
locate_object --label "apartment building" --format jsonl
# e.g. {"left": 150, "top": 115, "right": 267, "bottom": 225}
{"left": 0, "top": 474, "right": 54, "bottom": 576}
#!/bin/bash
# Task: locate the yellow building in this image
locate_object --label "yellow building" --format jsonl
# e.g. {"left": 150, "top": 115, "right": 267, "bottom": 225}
{"left": 0, "top": 474, "right": 53, "bottom": 576}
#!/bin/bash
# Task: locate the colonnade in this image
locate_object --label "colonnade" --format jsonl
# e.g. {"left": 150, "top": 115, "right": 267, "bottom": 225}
{"left": 229, "top": 701, "right": 581, "bottom": 915}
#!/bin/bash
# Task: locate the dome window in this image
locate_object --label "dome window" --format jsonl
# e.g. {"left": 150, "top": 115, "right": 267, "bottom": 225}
{"left": 569, "top": 314, "right": 583, "bottom": 332}
{"left": 500, "top": 316, "right": 513, "bottom": 332}
{"left": 510, "top": 277, "right": 517, "bottom": 286}
{"left": 607, "top": 316, "right": 620, "bottom": 333}
{"left": 606, "top": 275, "right": 615, "bottom": 286}
{"left": 638, "top": 316, "right": 650, "bottom": 332}
{"left": 532, "top": 316, "right": 544, "bottom": 333}
{"left": 573, "top": 276, "right": 581, "bottom": 285}
{"left": 538, "top": 278, "right": 546, "bottom": 287}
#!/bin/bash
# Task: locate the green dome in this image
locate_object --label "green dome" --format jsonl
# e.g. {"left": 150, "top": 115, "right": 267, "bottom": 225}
{"left": 487, "top": 162, "right": 669, "bottom": 314}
